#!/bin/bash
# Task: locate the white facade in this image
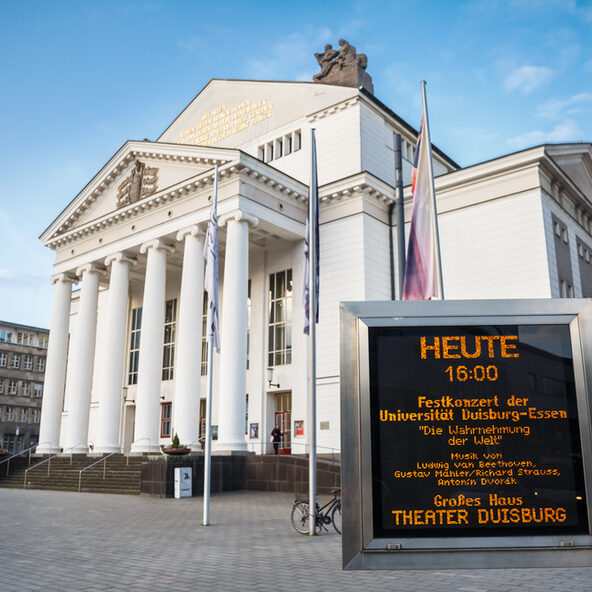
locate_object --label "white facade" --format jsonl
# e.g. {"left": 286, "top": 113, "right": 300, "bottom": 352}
{"left": 37, "top": 79, "right": 592, "bottom": 455}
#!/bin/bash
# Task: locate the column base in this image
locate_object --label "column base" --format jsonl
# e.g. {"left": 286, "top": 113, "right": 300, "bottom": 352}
{"left": 213, "top": 441, "right": 248, "bottom": 453}
{"left": 62, "top": 445, "right": 88, "bottom": 455}
{"left": 34, "top": 444, "right": 61, "bottom": 455}
{"left": 94, "top": 445, "right": 122, "bottom": 455}
{"left": 130, "top": 443, "right": 162, "bottom": 455}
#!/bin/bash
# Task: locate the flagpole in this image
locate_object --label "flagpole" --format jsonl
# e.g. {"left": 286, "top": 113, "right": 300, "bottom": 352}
{"left": 308, "top": 130, "right": 318, "bottom": 537}
{"left": 420, "top": 80, "right": 445, "bottom": 299}
{"left": 203, "top": 337, "right": 214, "bottom": 525}
{"left": 202, "top": 164, "right": 219, "bottom": 526}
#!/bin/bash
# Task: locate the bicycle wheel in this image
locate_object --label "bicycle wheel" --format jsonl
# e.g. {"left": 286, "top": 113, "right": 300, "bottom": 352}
{"left": 291, "top": 501, "right": 311, "bottom": 534}
{"left": 331, "top": 503, "right": 342, "bottom": 534}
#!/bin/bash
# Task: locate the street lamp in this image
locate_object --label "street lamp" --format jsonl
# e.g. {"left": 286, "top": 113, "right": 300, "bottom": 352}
{"left": 266, "top": 367, "right": 280, "bottom": 389}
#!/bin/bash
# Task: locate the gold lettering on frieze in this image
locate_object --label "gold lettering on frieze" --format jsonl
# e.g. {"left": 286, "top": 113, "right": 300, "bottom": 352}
{"left": 178, "top": 99, "right": 273, "bottom": 146}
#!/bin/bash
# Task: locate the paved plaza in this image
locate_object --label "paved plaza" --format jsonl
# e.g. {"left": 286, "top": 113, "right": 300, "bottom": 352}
{"left": 1, "top": 489, "right": 592, "bottom": 592}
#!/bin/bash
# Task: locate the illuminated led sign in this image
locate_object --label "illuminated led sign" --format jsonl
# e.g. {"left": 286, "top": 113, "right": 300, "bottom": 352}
{"left": 340, "top": 300, "right": 592, "bottom": 570}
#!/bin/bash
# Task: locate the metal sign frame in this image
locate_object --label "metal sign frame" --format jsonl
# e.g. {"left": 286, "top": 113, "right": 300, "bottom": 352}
{"left": 340, "top": 299, "right": 592, "bottom": 570}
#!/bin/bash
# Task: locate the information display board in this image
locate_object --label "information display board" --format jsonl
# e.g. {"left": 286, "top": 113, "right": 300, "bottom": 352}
{"left": 340, "top": 300, "right": 592, "bottom": 570}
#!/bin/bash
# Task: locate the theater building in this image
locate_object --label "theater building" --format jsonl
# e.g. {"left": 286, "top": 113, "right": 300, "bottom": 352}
{"left": 37, "top": 42, "right": 592, "bottom": 456}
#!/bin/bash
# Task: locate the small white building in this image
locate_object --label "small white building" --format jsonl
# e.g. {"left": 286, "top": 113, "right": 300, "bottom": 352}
{"left": 37, "top": 52, "right": 592, "bottom": 456}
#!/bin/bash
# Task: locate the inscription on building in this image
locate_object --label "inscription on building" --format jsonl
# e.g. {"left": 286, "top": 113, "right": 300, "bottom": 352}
{"left": 369, "top": 324, "right": 588, "bottom": 538}
{"left": 179, "top": 99, "right": 273, "bottom": 146}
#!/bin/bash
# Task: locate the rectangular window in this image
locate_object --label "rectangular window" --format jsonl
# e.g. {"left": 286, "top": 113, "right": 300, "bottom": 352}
{"left": 294, "top": 130, "right": 302, "bottom": 151}
{"left": 11, "top": 354, "right": 20, "bottom": 369}
{"left": 6, "top": 407, "right": 14, "bottom": 421}
{"left": 0, "top": 329, "right": 13, "bottom": 343}
{"left": 22, "top": 382, "right": 30, "bottom": 396}
{"left": 17, "top": 332, "right": 33, "bottom": 345}
{"left": 8, "top": 380, "right": 17, "bottom": 395}
{"left": 24, "top": 355, "right": 33, "bottom": 371}
{"left": 162, "top": 299, "right": 177, "bottom": 381}
{"left": 20, "top": 408, "right": 27, "bottom": 422}
{"left": 284, "top": 134, "right": 292, "bottom": 155}
{"left": 0, "top": 380, "right": 4, "bottom": 395}
{"left": 32, "top": 409, "right": 40, "bottom": 423}
{"left": 268, "top": 269, "right": 293, "bottom": 366}
{"left": 33, "top": 383, "right": 43, "bottom": 397}
{"left": 201, "top": 293, "right": 208, "bottom": 376}
{"left": 257, "top": 145, "right": 265, "bottom": 160}
{"left": 275, "top": 138, "right": 283, "bottom": 159}
{"left": 160, "top": 402, "right": 172, "bottom": 437}
{"left": 40, "top": 335, "right": 48, "bottom": 348}
{"left": 36, "top": 357, "right": 45, "bottom": 372}
{"left": 128, "top": 307, "right": 142, "bottom": 385}
{"left": 0, "top": 353, "right": 6, "bottom": 367}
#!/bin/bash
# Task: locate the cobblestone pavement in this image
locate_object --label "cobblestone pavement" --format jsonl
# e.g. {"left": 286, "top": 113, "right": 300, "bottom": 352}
{"left": 1, "top": 489, "right": 591, "bottom": 592}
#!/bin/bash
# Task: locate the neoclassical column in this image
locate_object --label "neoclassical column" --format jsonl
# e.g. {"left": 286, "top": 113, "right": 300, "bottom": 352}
{"left": 131, "top": 239, "right": 174, "bottom": 454}
{"left": 64, "top": 264, "right": 102, "bottom": 454}
{"left": 174, "top": 226, "right": 205, "bottom": 450}
{"left": 216, "top": 210, "right": 258, "bottom": 451}
{"left": 94, "top": 253, "right": 136, "bottom": 454}
{"left": 37, "top": 274, "right": 75, "bottom": 454}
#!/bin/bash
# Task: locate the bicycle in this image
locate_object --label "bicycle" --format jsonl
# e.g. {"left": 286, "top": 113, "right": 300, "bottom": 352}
{"left": 291, "top": 487, "right": 341, "bottom": 535}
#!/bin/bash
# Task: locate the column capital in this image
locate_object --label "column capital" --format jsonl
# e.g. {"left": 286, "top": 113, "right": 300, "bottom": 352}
{"left": 51, "top": 273, "right": 76, "bottom": 285}
{"left": 176, "top": 225, "right": 205, "bottom": 242}
{"left": 105, "top": 252, "right": 138, "bottom": 267}
{"left": 219, "top": 210, "right": 259, "bottom": 229}
{"left": 75, "top": 263, "right": 107, "bottom": 278}
{"left": 140, "top": 238, "right": 175, "bottom": 255}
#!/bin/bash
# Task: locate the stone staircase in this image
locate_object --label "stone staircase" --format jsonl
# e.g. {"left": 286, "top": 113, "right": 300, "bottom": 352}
{"left": 0, "top": 454, "right": 144, "bottom": 495}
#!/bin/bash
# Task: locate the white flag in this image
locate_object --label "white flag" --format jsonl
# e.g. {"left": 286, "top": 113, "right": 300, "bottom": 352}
{"left": 203, "top": 166, "right": 220, "bottom": 352}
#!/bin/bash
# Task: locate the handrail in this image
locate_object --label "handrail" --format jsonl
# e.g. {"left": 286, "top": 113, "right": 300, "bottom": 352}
{"left": 23, "top": 441, "right": 90, "bottom": 488}
{"left": 0, "top": 442, "right": 50, "bottom": 476}
{"left": 78, "top": 451, "right": 118, "bottom": 492}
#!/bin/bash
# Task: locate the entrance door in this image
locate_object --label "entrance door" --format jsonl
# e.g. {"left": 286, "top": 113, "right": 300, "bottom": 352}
{"left": 275, "top": 392, "right": 291, "bottom": 454}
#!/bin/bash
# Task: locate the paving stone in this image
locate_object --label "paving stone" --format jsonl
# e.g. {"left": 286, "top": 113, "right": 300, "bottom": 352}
{"left": 1, "top": 489, "right": 591, "bottom": 591}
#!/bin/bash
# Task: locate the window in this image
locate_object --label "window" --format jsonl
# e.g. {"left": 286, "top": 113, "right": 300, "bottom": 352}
{"left": 20, "top": 408, "right": 27, "bottom": 422}
{"left": 284, "top": 134, "right": 292, "bottom": 155}
{"left": 258, "top": 129, "right": 301, "bottom": 163}
{"left": 33, "top": 383, "right": 43, "bottom": 397}
{"left": 32, "top": 409, "right": 40, "bottom": 423}
{"left": 8, "top": 380, "right": 17, "bottom": 395}
{"left": 17, "top": 332, "right": 33, "bottom": 345}
{"left": 247, "top": 280, "right": 251, "bottom": 370}
{"left": 275, "top": 138, "right": 283, "bottom": 159}
{"left": 294, "top": 130, "right": 302, "bottom": 151}
{"left": 6, "top": 407, "right": 14, "bottom": 421}
{"left": 266, "top": 142, "right": 274, "bottom": 162}
{"left": 11, "top": 354, "right": 20, "bottom": 369}
{"left": 40, "top": 335, "right": 48, "bottom": 348}
{"left": 162, "top": 299, "right": 177, "bottom": 381}
{"left": 268, "top": 269, "right": 293, "bottom": 366}
{"left": 0, "top": 353, "right": 6, "bottom": 367}
{"left": 128, "top": 307, "right": 142, "bottom": 385}
{"left": 257, "top": 146, "right": 265, "bottom": 161}
{"left": 0, "top": 380, "right": 4, "bottom": 395}
{"left": 245, "top": 394, "right": 249, "bottom": 435}
{"left": 22, "top": 382, "right": 30, "bottom": 397}
{"left": 0, "top": 329, "right": 13, "bottom": 343}
{"left": 201, "top": 294, "right": 208, "bottom": 376}
{"left": 160, "top": 402, "right": 172, "bottom": 437}
{"left": 36, "top": 357, "right": 45, "bottom": 372}
{"left": 24, "top": 356, "right": 33, "bottom": 371}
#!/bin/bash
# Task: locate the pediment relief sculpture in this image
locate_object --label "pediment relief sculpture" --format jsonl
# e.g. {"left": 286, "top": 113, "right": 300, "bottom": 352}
{"left": 117, "top": 160, "right": 159, "bottom": 208}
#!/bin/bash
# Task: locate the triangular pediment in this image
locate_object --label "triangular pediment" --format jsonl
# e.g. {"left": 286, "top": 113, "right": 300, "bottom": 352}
{"left": 546, "top": 143, "right": 592, "bottom": 200}
{"left": 157, "top": 78, "right": 358, "bottom": 148}
{"left": 41, "top": 141, "right": 238, "bottom": 243}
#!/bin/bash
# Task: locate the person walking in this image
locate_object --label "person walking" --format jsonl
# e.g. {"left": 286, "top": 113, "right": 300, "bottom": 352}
{"left": 270, "top": 425, "right": 282, "bottom": 455}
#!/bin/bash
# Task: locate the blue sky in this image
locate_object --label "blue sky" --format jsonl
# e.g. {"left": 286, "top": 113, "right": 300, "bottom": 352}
{"left": 1, "top": 0, "right": 591, "bottom": 327}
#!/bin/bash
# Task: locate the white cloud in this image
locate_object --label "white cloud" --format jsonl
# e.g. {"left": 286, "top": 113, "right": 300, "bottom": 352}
{"left": 504, "top": 65, "right": 553, "bottom": 94}
{"left": 535, "top": 93, "right": 592, "bottom": 120}
{"left": 507, "top": 119, "right": 583, "bottom": 148}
